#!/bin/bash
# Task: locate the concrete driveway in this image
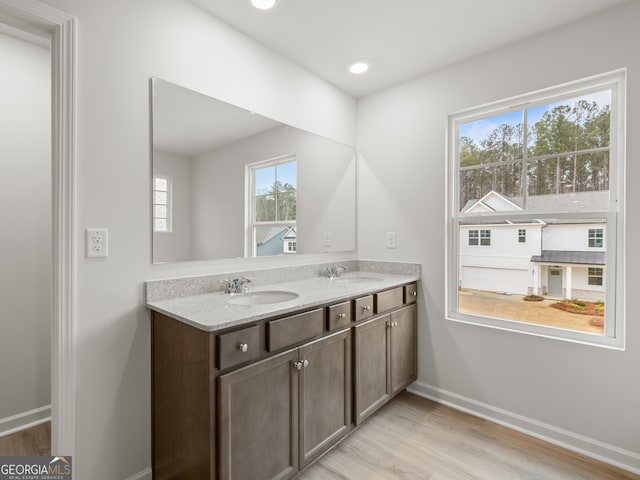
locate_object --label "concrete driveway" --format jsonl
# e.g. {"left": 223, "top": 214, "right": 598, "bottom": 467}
{"left": 458, "top": 289, "right": 603, "bottom": 334}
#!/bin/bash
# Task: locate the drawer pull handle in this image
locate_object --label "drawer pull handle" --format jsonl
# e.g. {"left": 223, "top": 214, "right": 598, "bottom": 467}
{"left": 362, "top": 305, "right": 371, "bottom": 311}
{"left": 337, "top": 313, "right": 347, "bottom": 319}
{"left": 237, "top": 343, "right": 249, "bottom": 353}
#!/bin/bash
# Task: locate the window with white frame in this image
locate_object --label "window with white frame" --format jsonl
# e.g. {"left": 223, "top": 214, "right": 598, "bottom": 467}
{"left": 248, "top": 156, "right": 297, "bottom": 257}
{"left": 589, "top": 228, "right": 604, "bottom": 248}
{"left": 468, "top": 229, "right": 491, "bottom": 246}
{"left": 447, "top": 70, "right": 625, "bottom": 348}
{"left": 153, "top": 175, "right": 171, "bottom": 233}
{"left": 588, "top": 267, "right": 604, "bottom": 286}
{"left": 518, "top": 229, "right": 526, "bottom": 243}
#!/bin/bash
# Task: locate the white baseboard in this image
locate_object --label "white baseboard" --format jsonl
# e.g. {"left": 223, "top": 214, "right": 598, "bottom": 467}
{"left": 0, "top": 405, "right": 51, "bottom": 438}
{"left": 408, "top": 381, "right": 640, "bottom": 475}
{"left": 123, "top": 467, "right": 151, "bottom": 480}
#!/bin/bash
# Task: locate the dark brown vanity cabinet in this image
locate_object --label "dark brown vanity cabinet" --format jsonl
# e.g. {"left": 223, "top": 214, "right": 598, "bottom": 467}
{"left": 151, "top": 282, "right": 417, "bottom": 480}
{"left": 218, "top": 349, "right": 299, "bottom": 480}
{"left": 218, "top": 329, "right": 351, "bottom": 480}
{"left": 353, "top": 314, "right": 390, "bottom": 424}
{"left": 389, "top": 304, "right": 418, "bottom": 395}
{"left": 354, "top": 304, "right": 417, "bottom": 425}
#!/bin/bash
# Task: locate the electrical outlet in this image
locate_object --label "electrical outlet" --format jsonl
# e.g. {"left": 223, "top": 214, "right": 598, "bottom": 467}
{"left": 386, "top": 232, "right": 397, "bottom": 249}
{"left": 86, "top": 228, "right": 108, "bottom": 258}
{"left": 323, "top": 232, "right": 332, "bottom": 247}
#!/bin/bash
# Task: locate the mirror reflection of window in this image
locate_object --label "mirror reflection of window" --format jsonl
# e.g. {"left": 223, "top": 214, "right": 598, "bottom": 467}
{"left": 249, "top": 156, "right": 297, "bottom": 256}
{"left": 153, "top": 175, "right": 172, "bottom": 233}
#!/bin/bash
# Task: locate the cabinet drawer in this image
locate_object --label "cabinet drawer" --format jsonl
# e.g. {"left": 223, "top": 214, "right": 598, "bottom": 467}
{"left": 327, "top": 301, "right": 352, "bottom": 331}
{"left": 404, "top": 283, "right": 418, "bottom": 304}
{"left": 354, "top": 295, "right": 374, "bottom": 322}
{"left": 375, "top": 287, "right": 403, "bottom": 313}
{"left": 267, "top": 308, "right": 324, "bottom": 352}
{"left": 217, "top": 325, "right": 261, "bottom": 370}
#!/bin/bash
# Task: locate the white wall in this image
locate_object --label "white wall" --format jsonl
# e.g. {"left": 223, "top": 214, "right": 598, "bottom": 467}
{"left": 357, "top": 1, "right": 639, "bottom": 470}
{"left": 0, "top": 33, "right": 51, "bottom": 427}
{"left": 152, "top": 150, "right": 193, "bottom": 263}
{"left": 544, "top": 223, "right": 606, "bottom": 251}
{"left": 35, "top": 0, "right": 356, "bottom": 478}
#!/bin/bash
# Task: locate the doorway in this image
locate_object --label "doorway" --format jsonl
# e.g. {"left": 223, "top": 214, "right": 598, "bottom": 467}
{"left": 548, "top": 267, "right": 563, "bottom": 296}
{"left": 0, "top": 0, "right": 76, "bottom": 459}
{"left": 0, "top": 27, "right": 51, "bottom": 454}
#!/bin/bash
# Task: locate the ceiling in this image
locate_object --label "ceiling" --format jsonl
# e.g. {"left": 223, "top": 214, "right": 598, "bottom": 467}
{"left": 189, "top": 0, "right": 628, "bottom": 98}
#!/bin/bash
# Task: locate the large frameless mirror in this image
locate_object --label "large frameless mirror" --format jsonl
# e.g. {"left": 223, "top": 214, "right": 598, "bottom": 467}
{"left": 151, "top": 78, "right": 356, "bottom": 263}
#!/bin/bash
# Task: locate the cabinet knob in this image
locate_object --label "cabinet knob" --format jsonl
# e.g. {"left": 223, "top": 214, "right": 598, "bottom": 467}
{"left": 362, "top": 305, "right": 371, "bottom": 312}
{"left": 394, "top": 321, "right": 398, "bottom": 327}
{"left": 237, "top": 343, "right": 249, "bottom": 353}
{"left": 293, "top": 361, "right": 303, "bottom": 370}
{"left": 338, "top": 313, "right": 347, "bottom": 319}
{"left": 412, "top": 291, "right": 417, "bottom": 297}
{"left": 303, "top": 359, "right": 309, "bottom": 368}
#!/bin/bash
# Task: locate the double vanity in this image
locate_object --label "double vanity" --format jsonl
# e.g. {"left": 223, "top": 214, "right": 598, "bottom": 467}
{"left": 145, "top": 261, "right": 420, "bottom": 480}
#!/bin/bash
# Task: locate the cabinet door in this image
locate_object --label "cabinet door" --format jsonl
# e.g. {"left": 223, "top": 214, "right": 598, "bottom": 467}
{"left": 219, "top": 349, "right": 299, "bottom": 480}
{"left": 299, "top": 329, "right": 351, "bottom": 467}
{"left": 390, "top": 305, "right": 417, "bottom": 396}
{"left": 354, "top": 314, "right": 390, "bottom": 425}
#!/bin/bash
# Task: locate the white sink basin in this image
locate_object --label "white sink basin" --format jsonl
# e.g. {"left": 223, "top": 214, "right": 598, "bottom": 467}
{"left": 228, "top": 290, "right": 299, "bottom": 306}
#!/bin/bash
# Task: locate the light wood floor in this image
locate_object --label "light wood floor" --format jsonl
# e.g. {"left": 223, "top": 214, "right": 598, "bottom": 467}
{"left": 301, "top": 392, "right": 640, "bottom": 480}
{"left": 0, "top": 422, "right": 51, "bottom": 456}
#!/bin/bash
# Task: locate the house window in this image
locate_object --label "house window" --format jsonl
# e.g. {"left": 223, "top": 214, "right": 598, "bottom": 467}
{"left": 153, "top": 175, "right": 171, "bottom": 233}
{"left": 518, "top": 229, "right": 526, "bottom": 243}
{"left": 468, "top": 230, "right": 478, "bottom": 245}
{"left": 469, "top": 229, "right": 491, "bottom": 246}
{"left": 588, "top": 228, "right": 604, "bottom": 248}
{"left": 447, "top": 70, "right": 625, "bottom": 348}
{"left": 588, "top": 267, "right": 604, "bottom": 286}
{"left": 480, "top": 229, "right": 491, "bottom": 246}
{"left": 248, "top": 156, "right": 297, "bottom": 257}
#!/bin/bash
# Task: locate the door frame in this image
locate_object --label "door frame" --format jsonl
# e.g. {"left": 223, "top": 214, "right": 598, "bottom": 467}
{"left": 0, "top": 0, "right": 76, "bottom": 457}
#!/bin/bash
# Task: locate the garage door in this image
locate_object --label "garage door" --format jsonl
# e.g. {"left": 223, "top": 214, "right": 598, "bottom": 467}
{"left": 461, "top": 266, "right": 528, "bottom": 295}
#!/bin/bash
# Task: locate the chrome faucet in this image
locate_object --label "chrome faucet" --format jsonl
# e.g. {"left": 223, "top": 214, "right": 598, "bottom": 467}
{"left": 323, "top": 265, "right": 347, "bottom": 279}
{"left": 223, "top": 277, "right": 252, "bottom": 294}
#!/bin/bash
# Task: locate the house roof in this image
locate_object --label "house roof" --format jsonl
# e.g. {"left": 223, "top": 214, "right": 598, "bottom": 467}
{"left": 256, "top": 226, "right": 287, "bottom": 245}
{"left": 530, "top": 250, "right": 605, "bottom": 265}
{"left": 256, "top": 226, "right": 297, "bottom": 244}
{"left": 462, "top": 190, "right": 610, "bottom": 214}
{"left": 282, "top": 227, "right": 297, "bottom": 240}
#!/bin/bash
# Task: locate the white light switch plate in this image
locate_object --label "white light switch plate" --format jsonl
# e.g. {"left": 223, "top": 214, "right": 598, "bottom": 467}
{"left": 386, "top": 232, "right": 397, "bottom": 249}
{"left": 86, "top": 228, "right": 108, "bottom": 258}
{"left": 323, "top": 232, "right": 332, "bottom": 247}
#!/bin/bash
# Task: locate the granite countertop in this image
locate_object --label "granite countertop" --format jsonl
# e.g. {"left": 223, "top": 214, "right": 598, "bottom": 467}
{"left": 146, "top": 271, "right": 419, "bottom": 332}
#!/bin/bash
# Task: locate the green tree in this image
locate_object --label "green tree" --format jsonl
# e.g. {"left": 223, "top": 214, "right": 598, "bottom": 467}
{"left": 459, "top": 98, "right": 610, "bottom": 208}
{"left": 255, "top": 180, "right": 297, "bottom": 222}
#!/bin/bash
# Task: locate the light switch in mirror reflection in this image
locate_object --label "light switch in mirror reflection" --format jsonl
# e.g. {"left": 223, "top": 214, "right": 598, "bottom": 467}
{"left": 150, "top": 78, "right": 356, "bottom": 264}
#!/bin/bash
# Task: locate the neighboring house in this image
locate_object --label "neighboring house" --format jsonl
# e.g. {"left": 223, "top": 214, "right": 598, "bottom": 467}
{"left": 256, "top": 226, "right": 297, "bottom": 256}
{"left": 459, "top": 190, "right": 605, "bottom": 301}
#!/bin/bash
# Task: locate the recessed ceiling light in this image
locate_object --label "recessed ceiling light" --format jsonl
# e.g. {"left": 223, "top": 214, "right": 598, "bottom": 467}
{"left": 250, "top": 0, "right": 279, "bottom": 10}
{"left": 348, "top": 61, "right": 369, "bottom": 75}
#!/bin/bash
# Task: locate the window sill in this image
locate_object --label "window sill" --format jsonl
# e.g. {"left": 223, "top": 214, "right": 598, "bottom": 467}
{"left": 446, "top": 311, "right": 625, "bottom": 350}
